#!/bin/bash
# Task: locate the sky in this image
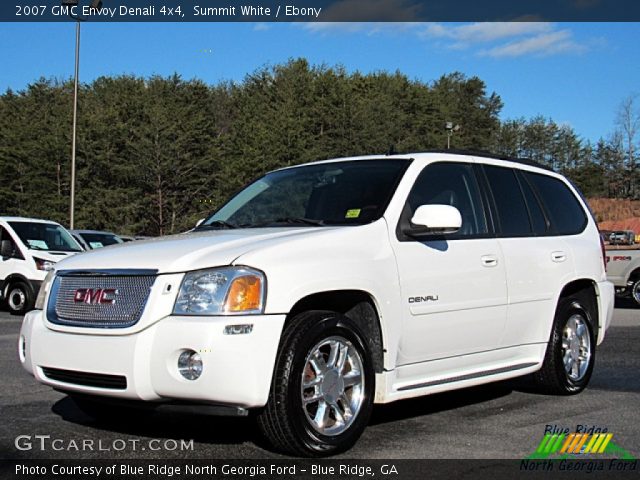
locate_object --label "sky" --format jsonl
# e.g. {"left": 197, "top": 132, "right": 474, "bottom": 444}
{"left": 0, "top": 22, "right": 638, "bottom": 143}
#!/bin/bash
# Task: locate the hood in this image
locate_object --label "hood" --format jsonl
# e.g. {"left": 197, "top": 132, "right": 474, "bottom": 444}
{"left": 29, "top": 250, "right": 78, "bottom": 263}
{"left": 53, "top": 227, "right": 338, "bottom": 274}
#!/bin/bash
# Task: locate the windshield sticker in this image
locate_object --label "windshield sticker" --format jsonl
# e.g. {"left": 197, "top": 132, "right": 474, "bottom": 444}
{"left": 89, "top": 242, "right": 104, "bottom": 249}
{"left": 345, "top": 209, "right": 361, "bottom": 219}
{"left": 27, "top": 239, "right": 48, "bottom": 249}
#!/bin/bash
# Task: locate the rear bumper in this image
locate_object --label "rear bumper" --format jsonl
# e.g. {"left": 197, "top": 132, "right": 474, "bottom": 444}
{"left": 596, "top": 280, "right": 615, "bottom": 345}
{"left": 19, "top": 310, "right": 286, "bottom": 408}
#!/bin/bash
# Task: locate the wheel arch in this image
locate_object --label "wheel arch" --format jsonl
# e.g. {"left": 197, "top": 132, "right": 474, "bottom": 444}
{"left": 287, "top": 290, "right": 385, "bottom": 374}
{"left": 2, "top": 273, "right": 33, "bottom": 298}
{"left": 558, "top": 278, "right": 600, "bottom": 339}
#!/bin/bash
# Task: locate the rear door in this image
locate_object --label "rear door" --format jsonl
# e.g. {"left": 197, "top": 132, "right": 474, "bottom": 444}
{"left": 480, "top": 165, "right": 577, "bottom": 347}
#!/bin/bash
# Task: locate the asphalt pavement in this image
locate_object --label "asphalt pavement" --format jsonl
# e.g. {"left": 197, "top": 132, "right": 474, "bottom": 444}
{"left": 0, "top": 303, "right": 638, "bottom": 460}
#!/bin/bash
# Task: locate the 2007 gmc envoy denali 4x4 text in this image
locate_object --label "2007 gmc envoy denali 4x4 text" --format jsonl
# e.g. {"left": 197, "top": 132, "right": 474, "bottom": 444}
{"left": 19, "top": 151, "right": 614, "bottom": 456}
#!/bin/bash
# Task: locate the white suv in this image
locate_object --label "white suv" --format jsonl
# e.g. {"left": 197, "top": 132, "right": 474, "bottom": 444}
{"left": 19, "top": 152, "right": 614, "bottom": 456}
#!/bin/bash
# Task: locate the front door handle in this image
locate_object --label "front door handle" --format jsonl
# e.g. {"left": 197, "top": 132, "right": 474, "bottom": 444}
{"left": 481, "top": 254, "right": 498, "bottom": 267}
{"left": 551, "top": 251, "right": 567, "bottom": 263}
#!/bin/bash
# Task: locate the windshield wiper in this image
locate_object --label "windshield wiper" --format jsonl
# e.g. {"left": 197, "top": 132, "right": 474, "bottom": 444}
{"left": 251, "top": 217, "right": 326, "bottom": 227}
{"left": 28, "top": 245, "right": 48, "bottom": 250}
{"left": 194, "top": 220, "right": 238, "bottom": 231}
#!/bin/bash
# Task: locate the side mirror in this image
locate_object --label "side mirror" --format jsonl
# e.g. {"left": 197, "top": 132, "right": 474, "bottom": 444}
{"left": 195, "top": 218, "right": 205, "bottom": 228}
{"left": 405, "top": 204, "right": 462, "bottom": 237}
{"left": 1, "top": 239, "right": 13, "bottom": 258}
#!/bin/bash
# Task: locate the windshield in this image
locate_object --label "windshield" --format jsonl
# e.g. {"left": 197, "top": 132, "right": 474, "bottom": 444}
{"left": 9, "top": 222, "right": 83, "bottom": 252}
{"left": 198, "top": 159, "right": 410, "bottom": 229}
{"left": 79, "top": 232, "right": 123, "bottom": 249}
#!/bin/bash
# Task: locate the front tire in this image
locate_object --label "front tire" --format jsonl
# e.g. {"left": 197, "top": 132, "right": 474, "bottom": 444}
{"left": 6, "top": 282, "right": 33, "bottom": 316}
{"left": 257, "top": 311, "right": 374, "bottom": 457}
{"left": 532, "top": 294, "right": 596, "bottom": 395}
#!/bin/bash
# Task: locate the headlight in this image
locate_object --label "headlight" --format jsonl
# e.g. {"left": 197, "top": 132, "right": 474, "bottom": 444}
{"left": 34, "top": 257, "right": 55, "bottom": 271}
{"left": 34, "top": 270, "right": 56, "bottom": 310}
{"left": 173, "top": 267, "right": 265, "bottom": 315}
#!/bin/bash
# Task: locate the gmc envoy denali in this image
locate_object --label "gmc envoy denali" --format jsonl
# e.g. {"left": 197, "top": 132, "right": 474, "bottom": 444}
{"left": 20, "top": 151, "right": 614, "bottom": 456}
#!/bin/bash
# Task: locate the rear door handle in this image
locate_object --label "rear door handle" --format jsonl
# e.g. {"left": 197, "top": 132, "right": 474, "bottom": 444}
{"left": 481, "top": 254, "right": 498, "bottom": 267}
{"left": 551, "top": 251, "right": 567, "bottom": 263}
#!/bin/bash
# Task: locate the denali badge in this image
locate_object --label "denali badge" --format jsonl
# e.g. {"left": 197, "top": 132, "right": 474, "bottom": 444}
{"left": 73, "top": 288, "right": 119, "bottom": 305}
{"left": 408, "top": 295, "right": 439, "bottom": 303}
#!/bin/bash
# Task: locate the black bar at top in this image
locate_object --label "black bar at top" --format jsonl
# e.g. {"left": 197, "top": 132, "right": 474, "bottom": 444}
{"left": 3, "top": 0, "right": 640, "bottom": 22}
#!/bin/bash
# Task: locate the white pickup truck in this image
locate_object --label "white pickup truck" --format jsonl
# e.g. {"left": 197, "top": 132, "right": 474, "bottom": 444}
{"left": 606, "top": 246, "right": 640, "bottom": 306}
{"left": 19, "top": 152, "right": 614, "bottom": 456}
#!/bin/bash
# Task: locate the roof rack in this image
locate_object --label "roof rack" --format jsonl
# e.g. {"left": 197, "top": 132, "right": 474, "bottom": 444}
{"left": 417, "top": 149, "right": 555, "bottom": 172}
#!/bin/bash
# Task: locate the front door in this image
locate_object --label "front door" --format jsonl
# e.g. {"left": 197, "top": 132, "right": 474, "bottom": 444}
{"left": 390, "top": 161, "right": 508, "bottom": 365}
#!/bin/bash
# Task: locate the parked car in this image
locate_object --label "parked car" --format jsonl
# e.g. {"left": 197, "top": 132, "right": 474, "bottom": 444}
{"left": 70, "top": 229, "right": 124, "bottom": 251}
{"left": 0, "top": 217, "right": 82, "bottom": 314}
{"left": 606, "top": 246, "right": 640, "bottom": 307}
{"left": 19, "top": 152, "right": 614, "bottom": 456}
{"left": 609, "top": 230, "right": 635, "bottom": 245}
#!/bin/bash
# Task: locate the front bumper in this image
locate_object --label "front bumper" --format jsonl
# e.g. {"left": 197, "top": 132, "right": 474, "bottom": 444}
{"left": 19, "top": 310, "right": 285, "bottom": 408}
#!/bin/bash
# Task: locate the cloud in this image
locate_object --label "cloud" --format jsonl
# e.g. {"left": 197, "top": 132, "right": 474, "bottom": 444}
{"left": 301, "top": 21, "right": 589, "bottom": 59}
{"left": 420, "top": 22, "right": 588, "bottom": 58}
{"left": 478, "top": 29, "right": 586, "bottom": 57}
{"left": 302, "top": 21, "right": 421, "bottom": 35}
{"left": 253, "top": 23, "right": 271, "bottom": 31}
{"left": 421, "top": 22, "right": 553, "bottom": 43}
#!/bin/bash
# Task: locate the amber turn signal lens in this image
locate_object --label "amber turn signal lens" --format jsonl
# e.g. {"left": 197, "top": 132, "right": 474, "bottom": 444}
{"left": 224, "top": 275, "right": 262, "bottom": 312}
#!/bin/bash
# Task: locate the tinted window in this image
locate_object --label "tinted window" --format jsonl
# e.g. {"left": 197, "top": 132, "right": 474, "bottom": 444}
{"left": 203, "top": 160, "right": 409, "bottom": 228}
{"left": 406, "top": 162, "right": 487, "bottom": 236}
{"left": 525, "top": 172, "right": 587, "bottom": 235}
{"left": 484, "top": 166, "right": 531, "bottom": 237}
{"left": 518, "top": 173, "right": 548, "bottom": 235}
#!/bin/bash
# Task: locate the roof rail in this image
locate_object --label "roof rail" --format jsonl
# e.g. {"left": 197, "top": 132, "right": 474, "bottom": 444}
{"left": 419, "top": 149, "right": 555, "bottom": 172}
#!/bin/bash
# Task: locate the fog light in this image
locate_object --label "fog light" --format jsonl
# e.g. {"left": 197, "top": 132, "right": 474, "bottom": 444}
{"left": 18, "top": 335, "right": 26, "bottom": 363}
{"left": 178, "top": 350, "right": 203, "bottom": 380}
{"left": 224, "top": 324, "right": 253, "bottom": 335}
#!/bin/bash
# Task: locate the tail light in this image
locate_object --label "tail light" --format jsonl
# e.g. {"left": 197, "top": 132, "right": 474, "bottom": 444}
{"left": 599, "top": 234, "right": 607, "bottom": 272}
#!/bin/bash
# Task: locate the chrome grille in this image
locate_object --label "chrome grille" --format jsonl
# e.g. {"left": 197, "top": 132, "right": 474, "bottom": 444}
{"left": 48, "top": 271, "right": 156, "bottom": 328}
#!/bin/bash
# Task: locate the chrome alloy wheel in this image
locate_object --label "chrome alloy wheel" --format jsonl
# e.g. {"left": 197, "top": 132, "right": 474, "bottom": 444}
{"left": 632, "top": 280, "right": 640, "bottom": 305}
{"left": 8, "top": 287, "right": 26, "bottom": 312}
{"left": 301, "top": 336, "right": 365, "bottom": 436}
{"left": 562, "top": 313, "right": 591, "bottom": 381}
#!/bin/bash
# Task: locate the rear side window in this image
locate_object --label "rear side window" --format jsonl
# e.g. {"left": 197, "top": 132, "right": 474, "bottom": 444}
{"left": 483, "top": 165, "right": 531, "bottom": 237}
{"left": 518, "top": 173, "right": 548, "bottom": 235}
{"left": 524, "top": 172, "right": 587, "bottom": 235}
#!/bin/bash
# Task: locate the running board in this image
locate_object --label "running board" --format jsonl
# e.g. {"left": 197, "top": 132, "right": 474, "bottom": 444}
{"left": 397, "top": 362, "right": 538, "bottom": 391}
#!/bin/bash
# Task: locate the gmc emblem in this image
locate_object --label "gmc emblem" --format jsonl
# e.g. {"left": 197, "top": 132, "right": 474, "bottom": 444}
{"left": 73, "top": 288, "right": 119, "bottom": 305}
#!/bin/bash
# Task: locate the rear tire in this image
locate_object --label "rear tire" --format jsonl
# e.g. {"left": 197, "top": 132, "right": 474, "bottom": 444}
{"left": 631, "top": 278, "right": 640, "bottom": 308}
{"left": 257, "top": 310, "right": 374, "bottom": 457}
{"left": 6, "top": 281, "right": 33, "bottom": 316}
{"left": 532, "top": 293, "right": 596, "bottom": 395}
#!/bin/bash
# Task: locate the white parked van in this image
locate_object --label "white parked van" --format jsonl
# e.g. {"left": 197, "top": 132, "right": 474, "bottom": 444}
{"left": 19, "top": 152, "right": 614, "bottom": 456}
{"left": 1, "top": 217, "right": 82, "bottom": 314}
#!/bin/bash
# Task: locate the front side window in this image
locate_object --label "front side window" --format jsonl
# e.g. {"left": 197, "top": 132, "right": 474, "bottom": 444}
{"left": 199, "top": 160, "right": 410, "bottom": 229}
{"left": 404, "top": 162, "right": 488, "bottom": 237}
{"left": 8, "top": 222, "right": 82, "bottom": 253}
